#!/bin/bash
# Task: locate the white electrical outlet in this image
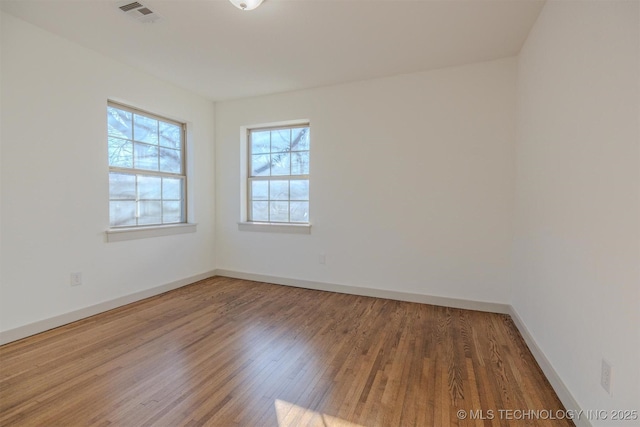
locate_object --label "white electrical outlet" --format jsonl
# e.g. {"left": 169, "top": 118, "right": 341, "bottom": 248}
{"left": 319, "top": 253, "right": 326, "bottom": 265}
{"left": 601, "top": 358, "right": 612, "bottom": 395}
{"left": 70, "top": 272, "right": 82, "bottom": 286}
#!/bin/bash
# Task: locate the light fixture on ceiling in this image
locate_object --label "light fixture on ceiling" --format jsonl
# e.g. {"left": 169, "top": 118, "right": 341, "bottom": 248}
{"left": 228, "top": 0, "right": 263, "bottom": 11}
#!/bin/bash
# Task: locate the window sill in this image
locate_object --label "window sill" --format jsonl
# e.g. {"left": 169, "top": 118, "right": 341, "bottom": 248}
{"left": 106, "top": 223, "right": 197, "bottom": 242}
{"left": 238, "top": 222, "right": 311, "bottom": 234}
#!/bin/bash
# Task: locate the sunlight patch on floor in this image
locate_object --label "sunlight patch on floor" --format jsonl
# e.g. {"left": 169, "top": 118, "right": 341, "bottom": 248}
{"left": 275, "top": 399, "right": 365, "bottom": 427}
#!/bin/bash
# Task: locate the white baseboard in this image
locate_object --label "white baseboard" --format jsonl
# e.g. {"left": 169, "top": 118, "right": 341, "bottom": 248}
{"left": 508, "top": 306, "right": 591, "bottom": 427}
{"left": 1, "top": 267, "right": 588, "bottom": 427}
{"left": 0, "top": 270, "right": 216, "bottom": 345}
{"left": 214, "top": 268, "right": 511, "bottom": 314}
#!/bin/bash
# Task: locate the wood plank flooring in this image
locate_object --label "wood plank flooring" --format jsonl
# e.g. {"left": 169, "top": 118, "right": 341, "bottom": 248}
{"left": 0, "top": 277, "right": 574, "bottom": 426}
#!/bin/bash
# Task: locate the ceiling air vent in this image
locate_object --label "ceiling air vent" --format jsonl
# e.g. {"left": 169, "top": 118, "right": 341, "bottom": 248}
{"left": 117, "top": 1, "right": 161, "bottom": 23}
{"left": 119, "top": 2, "right": 142, "bottom": 12}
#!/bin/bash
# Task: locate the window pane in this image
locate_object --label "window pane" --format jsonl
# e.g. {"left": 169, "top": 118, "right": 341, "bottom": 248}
{"left": 251, "top": 181, "right": 268, "bottom": 200}
{"left": 290, "top": 180, "right": 309, "bottom": 201}
{"left": 270, "top": 180, "right": 289, "bottom": 201}
{"left": 108, "top": 103, "right": 187, "bottom": 229}
{"left": 270, "top": 201, "right": 289, "bottom": 222}
{"left": 291, "top": 151, "right": 309, "bottom": 175}
{"left": 162, "top": 201, "right": 182, "bottom": 223}
{"left": 163, "top": 177, "right": 182, "bottom": 200}
{"left": 107, "top": 107, "right": 132, "bottom": 139}
{"left": 290, "top": 201, "right": 309, "bottom": 223}
{"left": 271, "top": 129, "right": 290, "bottom": 153}
{"left": 251, "top": 130, "right": 270, "bottom": 154}
{"left": 291, "top": 128, "right": 309, "bottom": 151}
{"left": 108, "top": 137, "right": 133, "bottom": 168}
{"left": 138, "top": 201, "right": 162, "bottom": 225}
{"left": 133, "top": 114, "right": 158, "bottom": 145}
{"left": 252, "top": 201, "right": 268, "bottom": 222}
{"left": 159, "top": 147, "right": 181, "bottom": 173}
{"left": 159, "top": 122, "right": 181, "bottom": 149}
{"left": 271, "top": 153, "right": 291, "bottom": 176}
{"left": 246, "top": 124, "right": 309, "bottom": 225}
{"left": 110, "top": 201, "right": 136, "bottom": 227}
{"left": 251, "top": 154, "right": 270, "bottom": 176}
{"left": 134, "top": 143, "right": 159, "bottom": 171}
{"left": 109, "top": 173, "right": 135, "bottom": 200}
{"left": 138, "top": 175, "right": 161, "bottom": 200}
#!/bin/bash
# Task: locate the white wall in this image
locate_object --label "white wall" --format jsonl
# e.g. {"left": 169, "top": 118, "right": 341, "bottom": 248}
{"left": 0, "top": 10, "right": 4, "bottom": 324}
{"left": 513, "top": 1, "right": 640, "bottom": 423}
{"left": 0, "top": 12, "right": 216, "bottom": 334}
{"left": 216, "top": 58, "right": 517, "bottom": 304}
{"left": 1, "top": 2, "right": 638, "bottom": 422}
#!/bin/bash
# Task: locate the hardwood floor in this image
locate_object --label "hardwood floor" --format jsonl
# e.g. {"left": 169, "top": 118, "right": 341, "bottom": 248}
{"left": 0, "top": 277, "right": 573, "bottom": 427}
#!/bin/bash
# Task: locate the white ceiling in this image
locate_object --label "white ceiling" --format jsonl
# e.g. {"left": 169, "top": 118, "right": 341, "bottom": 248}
{"left": 0, "top": 0, "right": 544, "bottom": 101}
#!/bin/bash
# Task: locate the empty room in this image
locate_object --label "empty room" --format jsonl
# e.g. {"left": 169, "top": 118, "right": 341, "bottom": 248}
{"left": 0, "top": 0, "right": 638, "bottom": 426}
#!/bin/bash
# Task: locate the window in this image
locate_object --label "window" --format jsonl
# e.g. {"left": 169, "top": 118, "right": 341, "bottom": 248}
{"left": 248, "top": 124, "right": 310, "bottom": 224}
{"left": 107, "top": 102, "right": 186, "bottom": 228}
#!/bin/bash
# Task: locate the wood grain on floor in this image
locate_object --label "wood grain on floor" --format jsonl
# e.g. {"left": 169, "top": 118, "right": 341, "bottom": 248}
{"left": 0, "top": 277, "right": 574, "bottom": 426}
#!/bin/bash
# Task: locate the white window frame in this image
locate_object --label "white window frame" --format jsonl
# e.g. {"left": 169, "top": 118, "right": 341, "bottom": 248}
{"left": 106, "top": 101, "right": 196, "bottom": 242}
{"left": 239, "top": 120, "right": 311, "bottom": 234}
